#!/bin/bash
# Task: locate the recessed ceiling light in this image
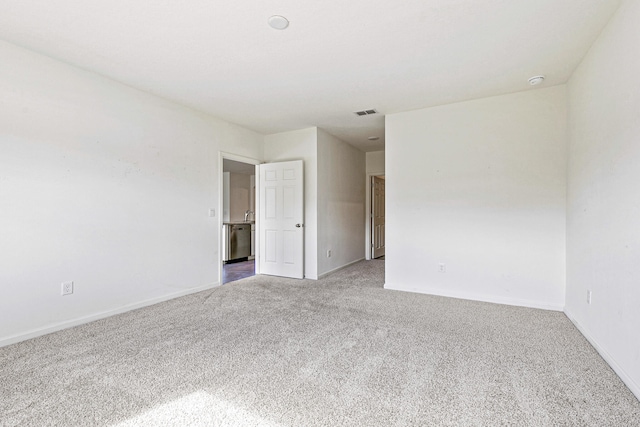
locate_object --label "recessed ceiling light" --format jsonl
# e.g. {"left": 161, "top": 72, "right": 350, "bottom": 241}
{"left": 268, "top": 15, "right": 289, "bottom": 30}
{"left": 528, "top": 75, "right": 546, "bottom": 86}
{"left": 368, "top": 136, "right": 380, "bottom": 141}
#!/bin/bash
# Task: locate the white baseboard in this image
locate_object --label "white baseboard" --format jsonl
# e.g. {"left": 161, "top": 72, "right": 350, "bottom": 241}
{"left": 318, "top": 258, "right": 365, "bottom": 280}
{"left": 383, "top": 282, "right": 564, "bottom": 312}
{"left": 0, "top": 281, "right": 220, "bottom": 348}
{"left": 564, "top": 308, "right": 640, "bottom": 401}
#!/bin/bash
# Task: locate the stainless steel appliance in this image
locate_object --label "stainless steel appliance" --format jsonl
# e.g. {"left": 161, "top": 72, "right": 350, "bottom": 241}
{"left": 226, "top": 224, "right": 251, "bottom": 262}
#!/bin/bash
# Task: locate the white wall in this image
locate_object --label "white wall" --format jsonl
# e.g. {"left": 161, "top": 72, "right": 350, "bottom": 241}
{"left": 229, "top": 173, "right": 251, "bottom": 222}
{"left": 317, "top": 129, "right": 365, "bottom": 277}
{"left": 264, "top": 128, "right": 319, "bottom": 279}
{"left": 385, "top": 86, "right": 567, "bottom": 310}
{"left": 366, "top": 151, "right": 385, "bottom": 175}
{"left": 0, "top": 40, "right": 263, "bottom": 345}
{"left": 565, "top": 0, "right": 640, "bottom": 398}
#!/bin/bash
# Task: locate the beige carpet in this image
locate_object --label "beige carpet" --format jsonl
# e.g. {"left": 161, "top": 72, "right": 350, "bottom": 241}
{"left": 1, "top": 260, "right": 639, "bottom": 426}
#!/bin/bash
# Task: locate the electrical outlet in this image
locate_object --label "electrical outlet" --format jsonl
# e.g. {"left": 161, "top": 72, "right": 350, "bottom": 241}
{"left": 208, "top": 208, "right": 216, "bottom": 217}
{"left": 61, "top": 281, "right": 73, "bottom": 296}
{"left": 439, "top": 263, "right": 446, "bottom": 273}
{"left": 327, "top": 249, "right": 332, "bottom": 258}
{"left": 587, "top": 290, "right": 592, "bottom": 305}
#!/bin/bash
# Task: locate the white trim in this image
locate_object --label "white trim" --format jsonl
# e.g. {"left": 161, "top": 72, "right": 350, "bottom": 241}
{"left": 318, "top": 258, "right": 365, "bottom": 279}
{"left": 219, "top": 152, "right": 262, "bottom": 165}
{"left": 365, "top": 172, "right": 385, "bottom": 260}
{"left": 564, "top": 308, "right": 640, "bottom": 401}
{"left": 0, "top": 281, "right": 220, "bottom": 348}
{"left": 383, "top": 282, "right": 564, "bottom": 312}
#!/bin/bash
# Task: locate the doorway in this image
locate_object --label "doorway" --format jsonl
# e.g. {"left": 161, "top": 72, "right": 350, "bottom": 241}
{"left": 219, "top": 155, "right": 306, "bottom": 284}
{"left": 220, "top": 154, "right": 259, "bottom": 285}
{"left": 370, "top": 175, "right": 385, "bottom": 259}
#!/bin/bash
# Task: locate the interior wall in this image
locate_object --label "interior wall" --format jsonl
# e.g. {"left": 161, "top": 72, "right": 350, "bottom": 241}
{"left": 229, "top": 173, "right": 251, "bottom": 222}
{"left": 565, "top": 0, "right": 640, "bottom": 398}
{"left": 316, "top": 129, "right": 366, "bottom": 277}
{"left": 0, "top": 40, "right": 264, "bottom": 345}
{"left": 263, "top": 127, "right": 319, "bottom": 279}
{"left": 385, "top": 86, "right": 567, "bottom": 310}
{"left": 366, "top": 151, "right": 385, "bottom": 175}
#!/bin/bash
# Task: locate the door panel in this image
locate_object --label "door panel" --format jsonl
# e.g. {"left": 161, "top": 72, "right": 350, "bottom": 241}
{"left": 283, "top": 186, "right": 295, "bottom": 218}
{"left": 258, "top": 160, "right": 304, "bottom": 278}
{"left": 283, "top": 231, "right": 296, "bottom": 264}
{"left": 372, "top": 176, "right": 385, "bottom": 259}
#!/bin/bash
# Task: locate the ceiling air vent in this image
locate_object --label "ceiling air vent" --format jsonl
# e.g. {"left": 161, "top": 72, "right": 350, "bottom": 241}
{"left": 353, "top": 109, "right": 378, "bottom": 116}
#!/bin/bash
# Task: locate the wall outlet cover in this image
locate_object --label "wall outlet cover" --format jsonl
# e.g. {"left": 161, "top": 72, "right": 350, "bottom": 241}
{"left": 61, "top": 281, "right": 74, "bottom": 296}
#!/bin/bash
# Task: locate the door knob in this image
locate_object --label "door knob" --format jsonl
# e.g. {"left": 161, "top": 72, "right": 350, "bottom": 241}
{"left": 295, "top": 223, "right": 303, "bottom": 228}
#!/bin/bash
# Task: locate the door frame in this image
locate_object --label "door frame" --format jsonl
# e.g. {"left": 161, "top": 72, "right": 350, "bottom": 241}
{"left": 218, "top": 152, "right": 261, "bottom": 285}
{"left": 365, "top": 172, "right": 385, "bottom": 260}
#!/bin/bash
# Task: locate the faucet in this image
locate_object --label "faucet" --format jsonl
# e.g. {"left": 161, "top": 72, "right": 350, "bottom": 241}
{"left": 244, "top": 210, "right": 254, "bottom": 222}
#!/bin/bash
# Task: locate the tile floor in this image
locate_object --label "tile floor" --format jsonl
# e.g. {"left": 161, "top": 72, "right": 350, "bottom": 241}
{"left": 222, "top": 259, "right": 255, "bottom": 284}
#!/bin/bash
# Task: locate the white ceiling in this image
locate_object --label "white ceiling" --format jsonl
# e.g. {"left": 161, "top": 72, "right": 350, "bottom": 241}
{"left": 0, "top": 0, "right": 621, "bottom": 152}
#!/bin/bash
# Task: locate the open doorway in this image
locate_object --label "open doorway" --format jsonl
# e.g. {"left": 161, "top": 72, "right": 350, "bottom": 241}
{"left": 365, "top": 173, "right": 385, "bottom": 261}
{"left": 371, "top": 175, "right": 385, "bottom": 259}
{"left": 220, "top": 154, "right": 259, "bottom": 284}
{"left": 370, "top": 175, "right": 385, "bottom": 259}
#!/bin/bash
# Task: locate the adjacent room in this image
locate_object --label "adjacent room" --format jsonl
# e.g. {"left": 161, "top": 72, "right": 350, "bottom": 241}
{"left": 1, "top": 0, "right": 639, "bottom": 425}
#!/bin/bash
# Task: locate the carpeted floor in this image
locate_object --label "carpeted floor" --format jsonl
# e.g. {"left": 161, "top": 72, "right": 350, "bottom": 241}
{"left": 1, "top": 260, "right": 639, "bottom": 426}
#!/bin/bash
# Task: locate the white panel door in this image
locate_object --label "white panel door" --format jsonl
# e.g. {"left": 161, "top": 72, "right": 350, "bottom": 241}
{"left": 372, "top": 175, "right": 385, "bottom": 259}
{"left": 258, "top": 160, "right": 304, "bottom": 279}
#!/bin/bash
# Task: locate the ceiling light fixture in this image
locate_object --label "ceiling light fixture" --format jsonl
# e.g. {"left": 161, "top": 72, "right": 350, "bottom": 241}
{"left": 528, "top": 75, "right": 546, "bottom": 86}
{"left": 268, "top": 15, "right": 289, "bottom": 30}
{"left": 368, "top": 136, "right": 380, "bottom": 141}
